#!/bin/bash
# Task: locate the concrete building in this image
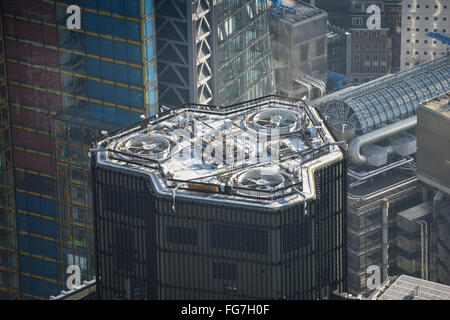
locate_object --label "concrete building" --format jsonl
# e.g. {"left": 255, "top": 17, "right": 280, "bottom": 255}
{"left": 0, "top": 0, "right": 157, "bottom": 299}
{"left": 269, "top": 0, "right": 328, "bottom": 100}
{"left": 400, "top": 0, "right": 449, "bottom": 70}
{"left": 326, "top": 24, "right": 351, "bottom": 92}
{"left": 416, "top": 93, "right": 450, "bottom": 285}
{"left": 314, "top": 56, "right": 449, "bottom": 295}
{"left": 90, "top": 96, "right": 347, "bottom": 299}
{"left": 155, "top": 0, "right": 276, "bottom": 108}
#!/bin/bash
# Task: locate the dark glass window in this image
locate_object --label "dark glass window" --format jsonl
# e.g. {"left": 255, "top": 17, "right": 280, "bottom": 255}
{"left": 166, "top": 226, "right": 198, "bottom": 246}
{"left": 210, "top": 224, "right": 268, "bottom": 254}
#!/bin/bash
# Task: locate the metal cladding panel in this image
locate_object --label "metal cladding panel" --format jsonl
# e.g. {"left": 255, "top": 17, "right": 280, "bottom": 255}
{"left": 91, "top": 156, "right": 347, "bottom": 300}
{"left": 417, "top": 107, "right": 450, "bottom": 192}
{"left": 92, "top": 165, "right": 158, "bottom": 300}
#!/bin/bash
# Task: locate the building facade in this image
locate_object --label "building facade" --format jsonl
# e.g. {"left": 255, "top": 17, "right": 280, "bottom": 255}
{"left": 315, "top": 56, "right": 449, "bottom": 295}
{"left": 269, "top": 1, "right": 328, "bottom": 100}
{"left": 0, "top": 0, "right": 157, "bottom": 299}
{"left": 91, "top": 96, "right": 347, "bottom": 299}
{"left": 155, "top": 0, "right": 275, "bottom": 107}
{"left": 400, "top": 0, "right": 449, "bottom": 70}
{"left": 384, "top": 0, "right": 402, "bottom": 72}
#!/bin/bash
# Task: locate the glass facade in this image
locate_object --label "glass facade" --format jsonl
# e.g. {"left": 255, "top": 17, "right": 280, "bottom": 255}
{"left": 215, "top": 0, "right": 275, "bottom": 106}
{"left": 0, "top": 0, "right": 157, "bottom": 299}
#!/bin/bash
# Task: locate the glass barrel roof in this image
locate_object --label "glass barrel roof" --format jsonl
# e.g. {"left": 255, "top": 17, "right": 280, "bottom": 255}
{"left": 316, "top": 56, "right": 449, "bottom": 135}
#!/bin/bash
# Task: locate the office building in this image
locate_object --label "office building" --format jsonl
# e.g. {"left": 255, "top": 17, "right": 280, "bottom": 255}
{"left": 269, "top": 1, "right": 328, "bottom": 100}
{"left": 326, "top": 24, "right": 351, "bottom": 92}
{"left": 400, "top": 0, "right": 449, "bottom": 70}
{"left": 91, "top": 95, "right": 347, "bottom": 299}
{"left": 416, "top": 93, "right": 450, "bottom": 285}
{"left": 155, "top": 0, "right": 275, "bottom": 107}
{"left": 314, "top": 56, "right": 449, "bottom": 295}
{"left": 0, "top": 0, "right": 157, "bottom": 299}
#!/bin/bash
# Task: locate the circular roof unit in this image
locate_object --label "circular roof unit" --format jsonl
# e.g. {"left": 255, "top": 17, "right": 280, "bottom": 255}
{"left": 231, "top": 167, "right": 291, "bottom": 197}
{"left": 246, "top": 107, "right": 305, "bottom": 135}
{"left": 114, "top": 134, "right": 173, "bottom": 162}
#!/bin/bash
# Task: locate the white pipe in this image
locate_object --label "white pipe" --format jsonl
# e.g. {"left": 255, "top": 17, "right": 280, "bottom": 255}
{"left": 382, "top": 200, "right": 389, "bottom": 282}
{"left": 348, "top": 116, "right": 417, "bottom": 166}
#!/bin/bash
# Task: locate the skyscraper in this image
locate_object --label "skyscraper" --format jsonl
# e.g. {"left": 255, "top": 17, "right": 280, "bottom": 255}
{"left": 0, "top": 0, "right": 157, "bottom": 299}
{"left": 155, "top": 0, "right": 276, "bottom": 107}
{"left": 91, "top": 96, "right": 347, "bottom": 299}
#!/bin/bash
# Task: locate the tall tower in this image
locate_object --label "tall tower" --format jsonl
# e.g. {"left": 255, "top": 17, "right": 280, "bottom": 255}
{"left": 0, "top": 0, "right": 157, "bottom": 299}
{"left": 155, "top": 0, "right": 276, "bottom": 107}
{"left": 91, "top": 96, "right": 347, "bottom": 299}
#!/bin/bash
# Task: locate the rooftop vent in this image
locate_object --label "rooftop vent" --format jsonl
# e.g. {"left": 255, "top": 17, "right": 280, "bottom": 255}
{"left": 246, "top": 108, "right": 305, "bottom": 135}
{"left": 115, "top": 134, "right": 174, "bottom": 162}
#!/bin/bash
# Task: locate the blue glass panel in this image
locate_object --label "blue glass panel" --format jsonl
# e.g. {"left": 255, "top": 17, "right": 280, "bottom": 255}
{"left": 83, "top": 0, "right": 97, "bottom": 9}
{"left": 84, "top": 11, "right": 98, "bottom": 31}
{"left": 114, "top": 64, "right": 128, "bottom": 83}
{"left": 125, "top": 0, "right": 140, "bottom": 18}
{"left": 145, "top": 40, "right": 153, "bottom": 61}
{"left": 113, "top": 41, "right": 127, "bottom": 61}
{"left": 144, "top": 0, "right": 152, "bottom": 15}
{"left": 89, "top": 102, "right": 104, "bottom": 121}
{"left": 127, "top": 44, "right": 142, "bottom": 63}
{"left": 112, "top": 18, "right": 127, "bottom": 38}
{"left": 115, "top": 86, "right": 129, "bottom": 106}
{"left": 146, "top": 63, "right": 154, "bottom": 84}
{"left": 102, "top": 83, "right": 115, "bottom": 102}
{"left": 144, "top": 18, "right": 152, "bottom": 38}
{"left": 126, "top": 20, "right": 141, "bottom": 41}
{"left": 86, "top": 58, "right": 101, "bottom": 78}
{"left": 97, "top": 0, "right": 111, "bottom": 11}
{"left": 116, "top": 108, "right": 131, "bottom": 126}
{"left": 147, "top": 87, "right": 155, "bottom": 106}
{"left": 130, "top": 111, "right": 141, "bottom": 123}
{"left": 87, "top": 80, "right": 102, "bottom": 100}
{"left": 101, "top": 60, "right": 114, "bottom": 81}
{"left": 17, "top": 214, "right": 58, "bottom": 239}
{"left": 99, "top": 14, "right": 112, "bottom": 35}
{"left": 129, "top": 89, "right": 144, "bottom": 108}
{"left": 99, "top": 37, "right": 113, "bottom": 59}
{"left": 128, "top": 66, "right": 142, "bottom": 86}
{"left": 85, "top": 35, "right": 100, "bottom": 55}
{"left": 111, "top": 0, "right": 125, "bottom": 15}
{"left": 103, "top": 105, "right": 116, "bottom": 123}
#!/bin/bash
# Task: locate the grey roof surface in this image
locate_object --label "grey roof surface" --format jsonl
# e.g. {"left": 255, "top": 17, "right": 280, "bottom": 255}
{"left": 377, "top": 275, "right": 450, "bottom": 300}
{"left": 398, "top": 201, "right": 433, "bottom": 221}
{"left": 315, "top": 56, "right": 450, "bottom": 135}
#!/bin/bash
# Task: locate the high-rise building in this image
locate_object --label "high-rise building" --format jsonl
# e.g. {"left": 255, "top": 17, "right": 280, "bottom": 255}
{"left": 269, "top": 1, "right": 328, "bottom": 100}
{"left": 416, "top": 93, "right": 450, "bottom": 285}
{"left": 326, "top": 24, "right": 351, "bottom": 92}
{"left": 314, "top": 56, "right": 449, "bottom": 296}
{"left": 155, "top": 0, "right": 276, "bottom": 107}
{"left": 400, "top": 0, "right": 449, "bottom": 70}
{"left": 90, "top": 96, "right": 347, "bottom": 299}
{"left": 0, "top": 0, "right": 157, "bottom": 299}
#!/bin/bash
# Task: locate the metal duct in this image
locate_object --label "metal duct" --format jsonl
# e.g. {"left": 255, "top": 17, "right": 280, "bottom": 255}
{"left": 348, "top": 116, "right": 417, "bottom": 166}
{"left": 382, "top": 200, "right": 389, "bottom": 282}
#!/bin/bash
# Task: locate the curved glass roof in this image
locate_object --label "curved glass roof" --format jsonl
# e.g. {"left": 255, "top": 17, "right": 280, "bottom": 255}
{"left": 316, "top": 56, "right": 449, "bottom": 135}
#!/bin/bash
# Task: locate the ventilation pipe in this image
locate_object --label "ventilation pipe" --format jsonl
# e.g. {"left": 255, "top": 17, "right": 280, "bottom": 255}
{"left": 348, "top": 116, "right": 417, "bottom": 166}
{"left": 382, "top": 200, "right": 389, "bottom": 282}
